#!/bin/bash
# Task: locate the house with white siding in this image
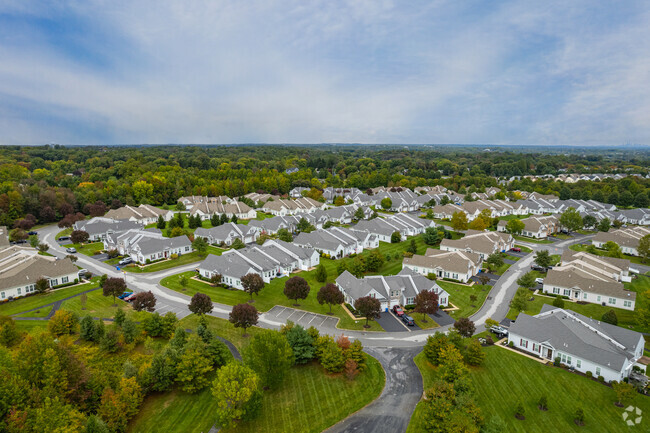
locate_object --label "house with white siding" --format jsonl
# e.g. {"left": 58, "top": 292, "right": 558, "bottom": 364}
{"left": 402, "top": 248, "right": 482, "bottom": 283}
{"left": 73, "top": 217, "right": 142, "bottom": 242}
{"left": 592, "top": 227, "right": 650, "bottom": 256}
{"left": 440, "top": 230, "right": 514, "bottom": 259}
{"left": 497, "top": 215, "right": 559, "bottom": 239}
{"left": 104, "top": 229, "right": 193, "bottom": 264}
{"left": 508, "top": 305, "right": 644, "bottom": 383}
{"left": 104, "top": 204, "right": 174, "bottom": 225}
{"left": 194, "top": 223, "right": 258, "bottom": 246}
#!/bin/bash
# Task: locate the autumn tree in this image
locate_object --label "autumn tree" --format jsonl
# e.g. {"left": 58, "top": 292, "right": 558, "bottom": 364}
{"left": 612, "top": 381, "right": 636, "bottom": 407}
{"left": 414, "top": 289, "right": 439, "bottom": 322}
{"left": 98, "top": 377, "right": 143, "bottom": 432}
{"left": 212, "top": 362, "right": 262, "bottom": 428}
{"left": 453, "top": 317, "right": 475, "bottom": 338}
{"left": 241, "top": 273, "right": 264, "bottom": 301}
{"left": 48, "top": 310, "right": 78, "bottom": 336}
{"left": 451, "top": 211, "right": 469, "bottom": 231}
{"left": 506, "top": 219, "right": 525, "bottom": 235}
{"left": 283, "top": 276, "right": 310, "bottom": 306}
{"left": 176, "top": 335, "right": 214, "bottom": 393}
{"left": 102, "top": 277, "right": 126, "bottom": 306}
{"left": 132, "top": 291, "right": 157, "bottom": 312}
{"left": 70, "top": 230, "right": 89, "bottom": 245}
{"left": 354, "top": 296, "right": 381, "bottom": 328}
{"left": 189, "top": 292, "right": 213, "bottom": 315}
{"left": 317, "top": 283, "right": 344, "bottom": 314}
{"left": 229, "top": 303, "right": 259, "bottom": 336}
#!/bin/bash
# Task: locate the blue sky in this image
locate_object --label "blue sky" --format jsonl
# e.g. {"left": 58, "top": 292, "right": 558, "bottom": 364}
{"left": 0, "top": 0, "right": 649, "bottom": 145}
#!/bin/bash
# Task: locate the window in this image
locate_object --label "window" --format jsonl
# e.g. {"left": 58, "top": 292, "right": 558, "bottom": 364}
{"left": 17, "top": 288, "right": 21, "bottom": 295}
{"left": 567, "top": 355, "right": 572, "bottom": 365}
{"left": 553, "top": 288, "right": 560, "bottom": 294}
{"left": 577, "top": 360, "right": 581, "bottom": 368}
{"left": 624, "top": 300, "right": 632, "bottom": 308}
{"left": 1, "top": 292, "right": 4, "bottom": 299}
{"left": 583, "top": 293, "right": 588, "bottom": 300}
{"left": 596, "top": 367, "right": 601, "bottom": 376}
{"left": 597, "top": 295, "right": 601, "bottom": 302}
{"left": 62, "top": 276, "right": 69, "bottom": 284}
{"left": 563, "top": 289, "right": 571, "bottom": 296}
{"left": 609, "top": 298, "right": 616, "bottom": 305}
{"left": 561, "top": 353, "right": 566, "bottom": 363}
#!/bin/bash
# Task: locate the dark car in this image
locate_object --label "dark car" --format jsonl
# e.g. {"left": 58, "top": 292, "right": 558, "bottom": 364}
{"left": 392, "top": 305, "right": 405, "bottom": 316}
{"left": 530, "top": 265, "right": 545, "bottom": 272}
{"left": 402, "top": 315, "right": 415, "bottom": 326}
{"left": 510, "top": 247, "right": 521, "bottom": 252}
{"left": 58, "top": 236, "right": 70, "bottom": 241}
{"left": 27, "top": 231, "right": 38, "bottom": 235}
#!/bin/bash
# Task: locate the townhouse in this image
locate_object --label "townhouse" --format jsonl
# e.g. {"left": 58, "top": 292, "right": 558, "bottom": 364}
{"left": 243, "top": 192, "right": 281, "bottom": 204}
{"left": 322, "top": 187, "right": 364, "bottom": 203}
{"left": 560, "top": 250, "right": 632, "bottom": 283}
{"left": 371, "top": 189, "right": 420, "bottom": 212}
{"left": 0, "top": 246, "right": 79, "bottom": 300}
{"left": 431, "top": 203, "right": 465, "bottom": 220}
{"left": 509, "top": 305, "right": 644, "bottom": 383}
{"left": 104, "top": 204, "right": 174, "bottom": 225}
{"left": 294, "top": 226, "right": 377, "bottom": 258}
{"left": 73, "top": 218, "right": 143, "bottom": 242}
{"left": 592, "top": 227, "right": 650, "bottom": 256}
{"left": 335, "top": 268, "right": 449, "bottom": 311}
{"left": 497, "top": 215, "right": 559, "bottom": 239}
{"left": 198, "top": 239, "right": 319, "bottom": 288}
{"left": 104, "top": 229, "right": 193, "bottom": 264}
{"left": 194, "top": 223, "right": 259, "bottom": 246}
{"left": 353, "top": 213, "right": 432, "bottom": 243}
{"left": 261, "top": 197, "right": 326, "bottom": 216}
{"left": 188, "top": 199, "right": 257, "bottom": 220}
{"left": 402, "top": 248, "right": 482, "bottom": 283}
{"left": 440, "top": 230, "right": 514, "bottom": 259}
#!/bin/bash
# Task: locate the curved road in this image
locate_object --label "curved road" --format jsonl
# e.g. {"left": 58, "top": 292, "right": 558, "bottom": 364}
{"left": 39, "top": 225, "right": 592, "bottom": 432}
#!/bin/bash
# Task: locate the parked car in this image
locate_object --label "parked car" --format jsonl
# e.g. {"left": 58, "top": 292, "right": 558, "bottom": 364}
{"left": 535, "top": 277, "right": 544, "bottom": 284}
{"left": 118, "top": 257, "right": 133, "bottom": 266}
{"left": 65, "top": 247, "right": 77, "bottom": 254}
{"left": 510, "top": 247, "right": 522, "bottom": 252}
{"left": 58, "top": 236, "right": 70, "bottom": 241}
{"left": 402, "top": 315, "right": 415, "bottom": 326}
{"left": 489, "top": 325, "right": 508, "bottom": 338}
{"left": 124, "top": 293, "right": 137, "bottom": 302}
{"left": 78, "top": 269, "right": 88, "bottom": 277}
{"left": 530, "top": 265, "right": 545, "bottom": 272}
{"left": 27, "top": 231, "right": 38, "bottom": 235}
{"left": 392, "top": 305, "right": 405, "bottom": 316}
{"left": 118, "top": 292, "right": 133, "bottom": 300}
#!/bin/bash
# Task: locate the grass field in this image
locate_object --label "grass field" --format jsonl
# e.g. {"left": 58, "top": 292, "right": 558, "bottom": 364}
{"left": 15, "top": 306, "right": 53, "bottom": 318}
{"left": 0, "top": 279, "right": 99, "bottom": 316}
{"left": 513, "top": 234, "right": 554, "bottom": 244}
{"left": 438, "top": 281, "right": 491, "bottom": 318}
{"left": 408, "top": 347, "right": 650, "bottom": 433}
{"left": 62, "top": 242, "right": 104, "bottom": 256}
{"left": 499, "top": 214, "right": 531, "bottom": 221}
{"left": 515, "top": 245, "right": 534, "bottom": 253}
{"left": 506, "top": 274, "right": 650, "bottom": 333}
{"left": 570, "top": 243, "right": 648, "bottom": 265}
{"left": 60, "top": 288, "right": 131, "bottom": 319}
{"left": 14, "top": 320, "right": 49, "bottom": 332}
{"left": 55, "top": 228, "right": 72, "bottom": 239}
{"left": 129, "top": 314, "right": 386, "bottom": 433}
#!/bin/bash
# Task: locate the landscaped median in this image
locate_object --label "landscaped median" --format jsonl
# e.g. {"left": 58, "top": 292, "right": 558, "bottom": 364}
{"left": 407, "top": 346, "right": 650, "bottom": 433}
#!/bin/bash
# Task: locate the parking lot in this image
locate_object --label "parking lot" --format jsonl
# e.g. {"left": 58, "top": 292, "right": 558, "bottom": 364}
{"left": 154, "top": 303, "right": 191, "bottom": 319}
{"left": 265, "top": 306, "right": 339, "bottom": 329}
{"left": 375, "top": 311, "right": 419, "bottom": 332}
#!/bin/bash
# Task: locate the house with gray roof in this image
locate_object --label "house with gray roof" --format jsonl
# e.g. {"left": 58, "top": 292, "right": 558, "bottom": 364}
{"left": 294, "top": 226, "right": 376, "bottom": 258}
{"left": 197, "top": 239, "right": 319, "bottom": 288}
{"left": 497, "top": 215, "right": 559, "bottom": 239}
{"left": 104, "top": 229, "right": 192, "bottom": 264}
{"left": 195, "top": 223, "right": 258, "bottom": 246}
{"left": 402, "top": 248, "right": 482, "bottom": 283}
{"left": 508, "top": 305, "right": 644, "bottom": 383}
{"left": 73, "top": 217, "right": 143, "bottom": 242}
{"left": 592, "top": 226, "right": 650, "bottom": 256}
{"left": 335, "top": 268, "right": 449, "bottom": 311}
{"left": 104, "top": 204, "right": 174, "bottom": 224}
{"left": 0, "top": 246, "right": 80, "bottom": 300}
{"left": 440, "top": 230, "right": 514, "bottom": 259}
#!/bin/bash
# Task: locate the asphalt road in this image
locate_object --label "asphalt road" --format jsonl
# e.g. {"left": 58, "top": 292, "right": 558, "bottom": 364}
{"left": 325, "top": 347, "right": 423, "bottom": 433}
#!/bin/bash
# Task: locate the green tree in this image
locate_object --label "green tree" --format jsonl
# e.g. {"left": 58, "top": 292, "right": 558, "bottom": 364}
{"left": 35, "top": 277, "right": 50, "bottom": 293}
{"left": 230, "top": 238, "right": 246, "bottom": 249}
{"left": 559, "top": 207, "right": 583, "bottom": 233}
{"left": 463, "top": 338, "right": 485, "bottom": 366}
{"left": 407, "top": 238, "right": 418, "bottom": 254}
{"left": 48, "top": 310, "right": 78, "bottom": 336}
{"left": 517, "top": 271, "right": 537, "bottom": 290}
{"left": 506, "top": 218, "right": 525, "bottom": 235}
{"left": 365, "top": 249, "right": 385, "bottom": 271}
{"left": 486, "top": 253, "right": 504, "bottom": 272}
{"left": 142, "top": 346, "right": 179, "bottom": 392}
{"left": 349, "top": 256, "right": 366, "bottom": 277}
{"left": 212, "top": 362, "right": 261, "bottom": 428}
{"left": 423, "top": 332, "right": 450, "bottom": 365}
{"left": 390, "top": 231, "right": 402, "bottom": 243}
{"left": 286, "top": 325, "right": 315, "bottom": 364}
{"left": 451, "top": 211, "right": 469, "bottom": 231}
{"left": 316, "top": 335, "right": 346, "bottom": 373}
{"left": 210, "top": 213, "right": 220, "bottom": 227}
{"left": 244, "top": 331, "right": 294, "bottom": 389}
{"left": 597, "top": 218, "right": 611, "bottom": 232}
{"left": 156, "top": 214, "right": 166, "bottom": 229}
{"left": 533, "top": 249, "right": 552, "bottom": 268}
{"left": 354, "top": 207, "right": 365, "bottom": 220}
{"left": 612, "top": 381, "right": 636, "bottom": 407}
{"left": 602, "top": 309, "right": 618, "bottom": 325}
{"left": 192, "top": 236, "right": 208, "bottom": 255}
{"left": 511, "top": 289, "right": 528, "bottom": 313}
{"left": 604, "top": 241, "right": 623, "bottom": 258}
{"left": 277, "top": 228, "right": 292, "bottom": 242}
{"left": 176, "top": 335, "right": 213, "bottom": 393}
{"left": 552, "top": 297, "right": 565, "bottom": 308}
{"left": 638, "top": 234, "right": 650, "bottom": 263}
{"left": 315, "top": 263, "right": 328, "bottom": 282}
{"left": 422, "top": 227, "right": 441, "bottom": 245}
{"left": 297, "top": 218, "right": 315, "bottom": 233}
{"left": 582, "top": 215, "right": 597, "bottom": 229}
{"left": 380, "top": 197, "right": 392, "bottom": 210}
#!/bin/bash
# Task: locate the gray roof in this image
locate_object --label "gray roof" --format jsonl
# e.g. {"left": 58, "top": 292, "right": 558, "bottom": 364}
{"left": 198, "top": 252, "right": 257, "bottom": 277}
{"left": 511, "top": 306, "right": 642, "bottom": 371}
{"left": 74, "top": 218, "right": 142, "bottom": 236}
{"left": 136, "top": 235, "right": 192, "bottom": 255}
{"left": 0, "top": 247, "right": 79, "bottom": 291}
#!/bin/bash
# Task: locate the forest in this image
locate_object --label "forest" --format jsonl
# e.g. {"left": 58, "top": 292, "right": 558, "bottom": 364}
{"left": 0, "top": 145, "right": 649, "bottom": 228}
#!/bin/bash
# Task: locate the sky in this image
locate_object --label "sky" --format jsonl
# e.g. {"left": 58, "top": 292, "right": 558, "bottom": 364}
{"left": 0, "top": 1, "right": 649, "bottom": 146}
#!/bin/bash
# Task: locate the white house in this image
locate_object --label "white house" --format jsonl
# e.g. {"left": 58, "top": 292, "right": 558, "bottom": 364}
{"left": 402, "top": 248, "right": 482, "bottom": 283}
{"left": 440, "top": 230, "right": 514, "bottom": 259}
{"left": 508, "top": 305, "right": 645, "bottom": 383}
{"left": 104, "top": 204, "right": 174, "bottom": 225}
{"left": 194, "top": 223, "right": 258, "bottom": 246}
{"left": 73, "top": 217, "right": 142, "bottom": 242}
{"left": 104, "top": 229, "right": 193, "bottom": 264}
{"left": 593, "top": 227, "right": 650, "bottom": 256}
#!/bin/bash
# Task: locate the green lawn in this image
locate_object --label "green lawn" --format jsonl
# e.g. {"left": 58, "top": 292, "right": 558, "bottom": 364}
{"left": 14, "top": 320, "right": 49, "bottom": 332}
{"left": 0, "top": 279, "right": 99, "bottom": 316}
{"left": 122, "top": 250, "right": 224, "bottom": 273}
{"left": 570, "top": 243, "right": 648, "bottom": 266}
{"left": 507, "top": 275, "right": 650, "bottom": 333}
{"left": 60, "top": 289, "right": 131, "bottom": 319}
{"left": 408, "top": 347, "right": 650, "bottom": 433}
{"left": 55, "top": 228, "right": 72, "bottom": 239}
{"left": 515, "top": 244, "right": 533, "bottom": 253}
{"left": 129, "top": 314, "right": 386, "bottom": 433}
{"left": 62, "top": 242, "right": 104, "bottom": 256}
{"left": 15, "top": 306, "right": 53, "bottom": 318}
{"left": 438, "top": 281, "right": 490, "bottom": 319}
{"left": 513, "top": 234, "right": 554, "bottom": 244}
{"left": 499, "top": 214, "right": 531, "bottom": 221}
{"left": 483, "top": 262, "right": 512, "bottom": 275}
{"left": 412, "top": 314, "right": 439, "bottom": 329}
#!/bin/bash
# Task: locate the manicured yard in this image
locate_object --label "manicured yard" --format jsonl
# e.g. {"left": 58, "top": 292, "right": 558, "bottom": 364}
{"left": 56, "top": 228, "right": 72, "bottom": 239}
{"left": 408, "top": 347, "right": 650, "bottom": 433}
{"left": 507, "top": 275, "right": 650, "bottom": 333}
{"left": 513, "top": 234, "right": 554, "bottom": 244}
{"left": 438, "top": 281, "right": 490, "bottom": 319}
{"left": 60, "top": 288, "right": 131, "bottom": 319}
{"left": 15, "top": 305, "right": 53, "bottom": 318}
{"left": 499, "top": 214, "right": 531, "bottom": 221}
{"left": 412, "top": 314, "right": 439, "bottom": 330}
{"left": 483, "top": 261, "right": 511, "bottom": 275}
{"left": 122, "top": 249, "right": 224, "bottom": 273}
{"left": 0, "top": 279, "right": 99, "bottom": 316}
{"left": 514, "top": 244, "right": 533, "bottom": 253}
{"left": 129, "top": 314, "right": 386, "bottom": 433}
{"left": 62, "top": 242, "right": 104, "bottom": 256}
{"left": 14, "top": 320, "right": 48, "bottom": 332}
{"left": 570, "top": 243, "right": 648, "bottom": 266}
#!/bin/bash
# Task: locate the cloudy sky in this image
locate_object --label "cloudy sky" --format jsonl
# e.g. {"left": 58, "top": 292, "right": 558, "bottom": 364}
{"left": 0, "top": 1, "right": 649, "bottom": 145}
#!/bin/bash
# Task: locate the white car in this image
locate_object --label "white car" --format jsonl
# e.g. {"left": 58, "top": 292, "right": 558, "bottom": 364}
{"left": 535, "top": 278, "right": 544, "bottom": 284}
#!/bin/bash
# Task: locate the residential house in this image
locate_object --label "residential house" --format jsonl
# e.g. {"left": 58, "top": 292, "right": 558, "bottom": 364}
{"left": 560, "top": 250, "right": 632, "bottom": 283}
{"left": 592, "top": 227, "right": 650, "bottom": 256}
{"left": 335, "top": 268, "right": 449, "bottom": 311}
{"left": 261, "top": 197, "right": 325, "bottom": 216}
{"left": 194, "top": 223, "right": 258, "bottom": 246}
{"left": 0, "top": 246, "right": 79, "bottom": 300}
{"left": 104, "top": 204, "right": 174, "bottom": 225}
{"left": 73, "top": 218, "right": 142, "bottom": 242}
{"left": 402, "top": 248, "right": 482, "bottom": 283}
{"left": 189, "top": 200, "right": 257, "bottom": 220}
{"left": 294, "top": 226, "right": 377, "bottom": 258}
{"left": 104, "top": 229, "right": 193, "bottom": 264}
{"left": 508, "top": 305, "right": 644, "bottom": 383}
{"left": 440, "top": 230, "right": 514, "bottom": 259}
{"left": 497, "top": 215, "right": 559, "bottom": 239}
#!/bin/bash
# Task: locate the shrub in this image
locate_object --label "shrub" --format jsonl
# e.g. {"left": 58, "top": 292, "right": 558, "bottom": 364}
{"left": 146, "top": 259, "right": 151, "bottom": 265}
{"left": 598, "top": 375, "right": 604, "bottom": 383}
{"left": 602, "top": 309, "right": 618, "bottom": 326}
{"left": 485, "top": 335, "right": 494, "bottom": 345}
{"left": 514, "top": 401, "right": 526, "bottom": 419}
{"left": 508, "top": 341, "right": 514, "bottom": 348}
{"left": 552, "top": 297, "right": 565, "bottom": 308}
{"left": 554, "top": 357, "right": 561, "bottom": 367}
{"left": 585, "top": 371, "right": 593, "bottom": 378}
{"left": 538, "top": 395, "right": 548, "bottom": 411}
{"left": 171, "top": 253, "right": 179, "bottom": 260}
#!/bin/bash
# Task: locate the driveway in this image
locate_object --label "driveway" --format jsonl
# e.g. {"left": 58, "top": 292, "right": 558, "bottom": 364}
{"left": 471, "top": 271, "right": 499, "bottom": 286}
{"left": 376, "top": 311, "right": 414, "bottom": 332}
{"left": 507, "top": 250, "right": 530, "bottom": 259}
{"left": 325, "top": 347, "right": 423, "bottom": 433}
{"left": 430, "top": 310, "right": 454, "bottom": 326}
